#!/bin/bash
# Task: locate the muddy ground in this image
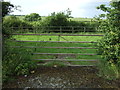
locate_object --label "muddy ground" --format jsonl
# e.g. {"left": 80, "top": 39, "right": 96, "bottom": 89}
{"left": 3, "top": 66, "right": 120, "bottom": 89}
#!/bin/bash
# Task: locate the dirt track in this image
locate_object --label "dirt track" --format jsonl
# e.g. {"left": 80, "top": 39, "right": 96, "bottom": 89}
{"left": 3, "top": 66, "right": 119, "bottom": 89}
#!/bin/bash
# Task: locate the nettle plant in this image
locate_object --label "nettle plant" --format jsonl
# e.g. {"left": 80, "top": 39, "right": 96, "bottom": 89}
{"left": 97, "top": 2, "right": 120, "bottom": 65}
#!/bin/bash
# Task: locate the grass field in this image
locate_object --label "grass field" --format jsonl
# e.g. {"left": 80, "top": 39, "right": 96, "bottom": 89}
{"left": 7, "top": 15, "right": 93, "bottom": 22}
{"left": 11, "top": 32, "right": 103, "bottom": 66}
{"left": 69, "top": 17, "right": 93, "bottom": 21}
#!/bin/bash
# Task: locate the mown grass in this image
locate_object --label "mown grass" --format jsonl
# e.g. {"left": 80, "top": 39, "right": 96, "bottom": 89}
{"left": 11, "top": 32, "right": 103, "bottom": 66}
{"left": 7, "top": 15, "right": 93, "bottom": 22}
{"left": 13, "top": 32, "right": 102, "bottom": 41}
{"left": 69, "top": 17, "right": 93, "bottom": 21}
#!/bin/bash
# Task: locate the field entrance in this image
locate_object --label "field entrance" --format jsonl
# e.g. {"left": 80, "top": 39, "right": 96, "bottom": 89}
{"left": 11, "top": 26, "right": 103, "bottom": 66}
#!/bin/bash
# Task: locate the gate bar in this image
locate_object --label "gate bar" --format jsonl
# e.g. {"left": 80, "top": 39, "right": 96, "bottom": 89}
{"left": 11, "top": 33, "right": 103, "bottom": 36}
{"left": 33, "top": 53, "right": 98, "bottom": 55}
{"left": 10, "top": 46, "right": 98, "bottom": 49}
{"left": 14, "top": 40, "right": 97, "bottom": 43}
{"left": 34, "top": 59, "right": 98, "bottom": 61}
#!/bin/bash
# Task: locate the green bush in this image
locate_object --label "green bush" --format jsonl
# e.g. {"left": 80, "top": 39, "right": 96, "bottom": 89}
{"left": 98, "top": 29, "right": 120, "bottom": 63}
{"left": 97, "top": 2, "right": 120, "bottom": 64}
{"left": 43, "top": 12, "right": 69, "bottom": 26}
{"left": 2, "top": 40, "right": 37, "bottom": 82}
{"left": 97, "top": 1, "right": 120, "bottom": 79}
{"left": 24, "top": 13, "right": 41, "bottom": 22}
{"left": 32, "top": 19, "right": 98, "bottom": 33}
{"left": 18, "top": 10, "right": 99, "bottom": 33}
{"left": 3, "top": 16, "right": 33, "bottom": 33}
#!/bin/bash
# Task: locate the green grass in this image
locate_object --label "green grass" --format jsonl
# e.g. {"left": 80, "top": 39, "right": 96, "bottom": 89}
{"left": 69, "top": 17, "right": 93, "bottom": 21}
{"left": 13, "top": 35, "right": 101, "bottom": 42}
{"left": 7, "top": 15, "right": 93, "bottom": 22}
{"left": 42, "top": 61, "right": 66, "bottom": 67}
{"left": 13, "top": 32, "right": 102, "bottom": 41}
{"left": 11, "top": 32, "right": 102, "bottom": 66}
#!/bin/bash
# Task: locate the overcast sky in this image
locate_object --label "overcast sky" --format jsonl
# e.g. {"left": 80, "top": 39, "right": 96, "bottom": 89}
{"left": 5, "top": 0, "right": 110, "bottom": 18}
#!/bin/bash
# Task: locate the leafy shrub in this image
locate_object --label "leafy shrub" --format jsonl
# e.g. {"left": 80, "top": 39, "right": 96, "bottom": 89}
{"left": 15, "top": 61, "right": 36, "bottom": 75}
{"left": 32, "top": 20, "right": 98, "bottom": 33}
{"left": 20, "top": 10, "right": 99, "bottom": 33}
{"left": 24, "top": 13, "right": 41, "bottom": 22}
{"left": 96, "top": 1, "right": 120, "bottom": 79}
{"left": 2, "top": 40, "right": 37, "bottom": 82}
{"left": 43, "top": 12, "right": 69, "bottom": 26}
{"left": 98, "top": 29, "right": 120, "bottom": 63}
{"left": 97, "top": 2, "right": 120, "bottom": 64}
{"left": 3, "top": 16, "right": 33, "bottom": 33}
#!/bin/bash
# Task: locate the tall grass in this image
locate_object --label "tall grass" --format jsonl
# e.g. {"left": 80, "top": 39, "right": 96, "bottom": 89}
{"left": 3, "top": 40, "right": 37, "bottom": 82}
{"left": 97, "top": 60, "right": 119, "bottom": 80}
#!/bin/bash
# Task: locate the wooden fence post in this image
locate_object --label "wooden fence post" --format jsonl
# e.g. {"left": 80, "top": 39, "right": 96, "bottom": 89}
{"left": 72, "top": 26, "right": 74, "bottom": 33}
{"left": 58, "top": 35, "right": 60, "bottom": 41}
{"left": 60, "top": 26, "right": 62, "bottom": 33}
{"left": 84, "top": 27, "right": 86, "bottom": 32}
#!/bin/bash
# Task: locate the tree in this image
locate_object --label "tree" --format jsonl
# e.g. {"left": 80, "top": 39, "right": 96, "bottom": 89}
{"left": 44, "top": 11, "right": 70, "bottom": 26}
{"left": 2, "top": 1, "right": 15, "bottom": 38}
{"left": 65, "top": 8, "right": 72, "bottom": 18}
{"left": 2, "top": 1, "right": 21, "bottom": 37}
{"left": 2, "top": 1, "right": 21, "bottom": 17}
{"left": 2, "top": 1, "right": 14, "bottom": 17}
{"left": 24, "top": 13, "right": 41, "bottom": 22}
{"left": 97, "top": 1, "right": 120, "bottom": 64}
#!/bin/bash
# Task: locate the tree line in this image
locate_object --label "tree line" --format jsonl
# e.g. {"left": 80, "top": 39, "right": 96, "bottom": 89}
{"left": 3, "top": 6, "right": 99, "bottom": 33}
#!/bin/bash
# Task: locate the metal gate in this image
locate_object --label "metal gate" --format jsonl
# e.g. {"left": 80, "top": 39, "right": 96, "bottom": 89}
{"left": 11, "top": 26, "right": 103, "bottom": 66}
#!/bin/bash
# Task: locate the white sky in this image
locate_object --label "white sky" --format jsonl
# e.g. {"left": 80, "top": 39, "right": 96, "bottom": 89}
{"left": 5, "top": 0, "right": 110, "bottom": 18}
